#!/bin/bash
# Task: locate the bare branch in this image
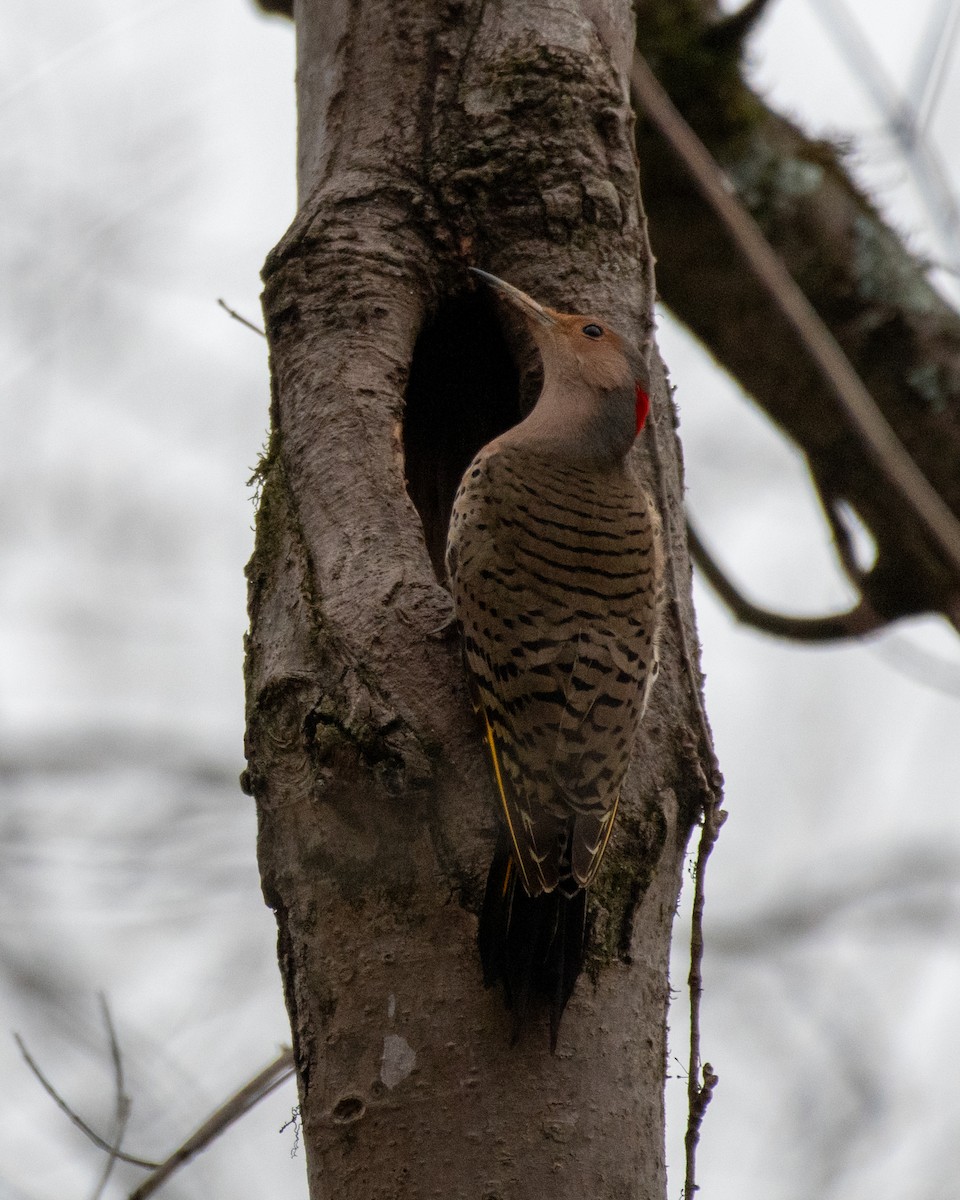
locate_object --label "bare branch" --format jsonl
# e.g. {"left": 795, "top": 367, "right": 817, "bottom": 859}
{"left": 17, "top": 1025, "right": 297, "bottom": 1197}
{"left": 14, "top": 1033, "right": 160, "bottom": 1171}
{"left": 808, "top": 466, "right": 869, "bottom": 588}
{"left": 100, "top": 994, "right": 126, "bottom": 1101}
{"left": 684, "top": 784, "right": 726, "bottom": 1197}
{"left": 91, "top": 1107, "right": 131, "bottom": 1200}
{"left": 90, "top": 995, "right": 132, "bottom": 1200}
{"left": 127, "top": 1048, "right": 295, "bottom": 1200}
{"left": 807, "top": 0, "right": 960, "bottom": 258}
{"left": 686, "top": 519, "right": 888, "bottom": 641}
{"left": 630, "top": 52, "right": 960, "bottom": 582}
{"left": 217, "top": 297, "right": 266, "bottom": 338}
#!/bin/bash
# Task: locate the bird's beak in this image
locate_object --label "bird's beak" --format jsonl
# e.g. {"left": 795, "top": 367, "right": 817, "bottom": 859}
{"left": 470, "top": 268, "right": 557, "bottom": 327}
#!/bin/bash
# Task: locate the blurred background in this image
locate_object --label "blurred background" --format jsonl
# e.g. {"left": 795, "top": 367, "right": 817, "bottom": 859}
{"left": 1, "top": 2, "right": 958, "bottom": 1197}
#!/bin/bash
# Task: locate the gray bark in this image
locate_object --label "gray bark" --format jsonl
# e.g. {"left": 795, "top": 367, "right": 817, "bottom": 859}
{"left": 243, "top": 1, "right": 715, "bottom": 1196}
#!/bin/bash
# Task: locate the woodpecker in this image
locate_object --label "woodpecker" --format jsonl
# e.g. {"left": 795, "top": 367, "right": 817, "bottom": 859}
{"left": 447, "top": 269, "right": 663, "bottom": 1046}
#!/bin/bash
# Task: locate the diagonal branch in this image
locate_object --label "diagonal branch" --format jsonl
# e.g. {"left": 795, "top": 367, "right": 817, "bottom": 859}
{"left": 14, "top": 1033, "right": 160, "bottom": 1171}
{"left": 686, "top": 520, "right": 887, "bottom": 642}
{"left": 217, "top": 297, "right": 266, "bottom": 338}
{"left": 90, "top": 995, "right": 132, "bottom": 1200}
{"left": 808, "top": 464, "right": 875, "bottom": 590}
{"left": 16, "top": 1025, "right": 295, "bottom": 1195}
{"left": 631, "top": 53, "right": 960, "bottom": 581}
{"left": 127, "top": 1048, "right": 295, "bottom": 1200}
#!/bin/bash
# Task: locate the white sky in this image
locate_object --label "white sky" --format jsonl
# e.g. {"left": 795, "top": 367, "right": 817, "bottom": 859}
{"left": 1, "top": 2, "right": 959, "bottom": 1198}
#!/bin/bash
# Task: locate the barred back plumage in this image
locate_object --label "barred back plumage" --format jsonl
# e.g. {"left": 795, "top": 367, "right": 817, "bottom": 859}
{"left": 447, "top": 270, "right": 663, "bottom": 1047}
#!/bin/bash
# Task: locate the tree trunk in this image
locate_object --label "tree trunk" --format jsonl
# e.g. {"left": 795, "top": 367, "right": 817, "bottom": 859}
{"left": 243, "top": 1, "right": 715, "bottom": 1195}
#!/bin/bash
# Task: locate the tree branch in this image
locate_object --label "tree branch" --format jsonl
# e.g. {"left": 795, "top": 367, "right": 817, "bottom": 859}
{"left": 686, "top": 519, "right": 888, "bottom": 641}
{"left": 683, "top": 778, "right": 726, "bottom": 1197}
{"left": 217, "top": 297, "right": 266, "bottom": 338}
{"left": 809, "top": 468, "right": 868, "bottom": 586}
{"left": 16, "top": 1024, "right": 295, "bottom": 1196}
{"left": 631, "top": 52, "right": 960, "bottom": 582}
{"left": 14, "top": 1033, "right": 160, "bottom": 1171}
{"left": 634, "top": 5, "right": 960, "bottom": 629}
{"left": 127, "top": 1048, "right": 294, "bottom": 1200}
{"left": 90, "top": 995, "right": 132, "bottom": 1200}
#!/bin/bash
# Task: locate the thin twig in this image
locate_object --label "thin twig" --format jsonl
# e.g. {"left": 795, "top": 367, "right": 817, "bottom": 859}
{"left": 808, "top": 466, "right": 869, "bottom": 587}
{"left": 92, "top": 1108, "right": 131, "bottom": 1200}
{"left": 17, "top": 1021, "right": 297, "bottom": 1196}
{"left": 90, "top": 994, "right": 132, "bottom": 1200}
{"left": 686, "top": 519, "right": 888, "bottom": 641}
{"left": 217, "top": 297, "right": 266, "bottom": 338}
{"left": 630, "top": 53, "right": 960, "bottom": 582}
{"left": 14, "top": 1034, "right": 160, "bottom": 1170}
{"left": 127, "top": 1048, "right": 295, "bottom": 1200}
{"left": 684, "top": 792, "right": 726, "bottom": 1198}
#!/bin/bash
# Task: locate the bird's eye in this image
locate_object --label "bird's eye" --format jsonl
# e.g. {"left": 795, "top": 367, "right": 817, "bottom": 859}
{"left": 582, "top": 323, "right": 603, "bottom": 339}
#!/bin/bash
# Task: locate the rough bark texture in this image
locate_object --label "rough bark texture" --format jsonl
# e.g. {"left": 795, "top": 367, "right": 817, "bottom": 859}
{"left": 636, "top": 0, "right": 960, "bottom": 623}
{"left": 243, "top": 1, "right": 713, "bottom": 1197}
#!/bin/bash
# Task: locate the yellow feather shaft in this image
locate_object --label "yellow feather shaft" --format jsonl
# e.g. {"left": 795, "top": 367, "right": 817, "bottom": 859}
{"left": 482, "top": 712, "right": 533, "bottom": 893}
{"left": 587, "top": 790, "right": 621, "bottom": 883}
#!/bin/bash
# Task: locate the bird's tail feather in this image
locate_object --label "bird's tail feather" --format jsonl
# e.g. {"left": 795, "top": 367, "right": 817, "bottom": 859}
{"left": 478, "top": 827, "right": 587, "bottom": 1050}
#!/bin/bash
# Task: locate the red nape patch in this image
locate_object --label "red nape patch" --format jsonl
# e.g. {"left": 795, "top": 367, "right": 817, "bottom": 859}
{"left": 635, "top": 383, "right": 650, "bottom": 433}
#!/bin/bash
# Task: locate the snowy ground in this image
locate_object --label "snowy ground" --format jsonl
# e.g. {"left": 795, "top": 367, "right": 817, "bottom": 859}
{"left": 2, "top": 2, "right": 959, "bottom": 1198}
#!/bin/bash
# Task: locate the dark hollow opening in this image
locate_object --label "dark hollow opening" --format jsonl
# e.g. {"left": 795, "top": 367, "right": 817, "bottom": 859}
{"left": 403, "top": 290, "right": 530, "bottom": 582}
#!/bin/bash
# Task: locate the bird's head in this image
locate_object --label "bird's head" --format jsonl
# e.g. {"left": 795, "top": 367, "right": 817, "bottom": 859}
{"left": 470, "top": 268, "right": 651, "bottom": 461}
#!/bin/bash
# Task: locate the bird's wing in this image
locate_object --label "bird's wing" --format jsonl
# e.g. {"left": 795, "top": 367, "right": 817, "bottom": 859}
{"left": 448, "top": 452, "right": 565, "bottom": 894}
{"left": 448, "top": 449, "right": 658, "bottom": 895}
{"left": 478, "top": 709, "right": 564, "bottom": 897}
{"left": 570, "top": 796, "right": 621, "bottom": 887}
